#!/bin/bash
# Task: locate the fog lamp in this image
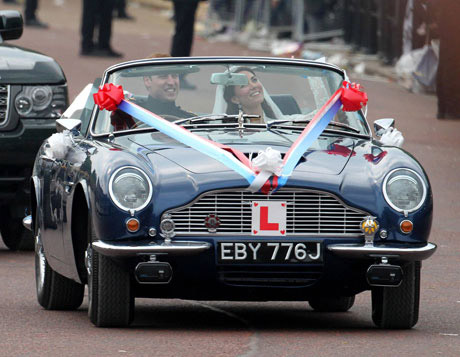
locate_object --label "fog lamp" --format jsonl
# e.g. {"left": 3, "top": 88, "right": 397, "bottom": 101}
{"left": 160, "top": 219, "right": 175, "bottom": 234}
{"left": 126, "top": 218, "right": 140, "bottom": 233}
{"left": 400, "top": 220, "right": 413, "bottom": 234}
{"left": 160, "top": 218, "right": 175, "bottom": 241}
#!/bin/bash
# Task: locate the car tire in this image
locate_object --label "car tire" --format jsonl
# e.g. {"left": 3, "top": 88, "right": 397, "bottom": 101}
{"left": 371, "top": 261, "right": 421, "bottom": 329}
{"left": 87, "top": 219, "right": 134, "bottom": 327}
{"left": 309, "top": 295, "right": 355, "bottom": 312}
{"left": 35, "top": 215, "right": 84, "bottom": 310}
{"left": 0, "top": 215, "right": 34, "bottom": 251}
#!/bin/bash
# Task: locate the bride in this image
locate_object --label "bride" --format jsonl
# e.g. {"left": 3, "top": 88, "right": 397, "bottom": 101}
{"left": 212, "top": 66, "right": 285, "bottom": 123}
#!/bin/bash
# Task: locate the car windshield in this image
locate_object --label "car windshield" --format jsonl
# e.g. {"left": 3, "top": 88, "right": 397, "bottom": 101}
{"left": 92, "top": 61, "right": 369, "bottom": 143}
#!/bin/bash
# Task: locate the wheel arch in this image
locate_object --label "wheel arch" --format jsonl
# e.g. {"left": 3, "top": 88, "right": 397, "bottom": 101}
{"left": 70, "top": 181, "right": 91, "bottom": 284}
{"left": 30, "top": 176, "right": 40, "bottom": 234}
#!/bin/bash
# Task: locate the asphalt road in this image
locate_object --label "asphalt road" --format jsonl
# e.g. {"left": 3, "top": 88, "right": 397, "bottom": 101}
{"left": 1, "top": 0, "right": 459, "bottom": 356}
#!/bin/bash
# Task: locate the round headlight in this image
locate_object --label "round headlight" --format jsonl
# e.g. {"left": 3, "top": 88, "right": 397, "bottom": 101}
{"left": 31, "top": 86, "right": 52, "bottom": 111}
{"left": 383, "top": 168, "right": 426, "bottom": 212}
{"left": 109, "top": 167, "right": 152, "bottom": 211}
{"left": 15, "top": 96, "right": 33, "bottom": 115}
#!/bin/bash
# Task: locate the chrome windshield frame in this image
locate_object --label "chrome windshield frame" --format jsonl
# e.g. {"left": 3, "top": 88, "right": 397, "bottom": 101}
{"left": 87, "top": 57, "right": 372, "bottom": 140}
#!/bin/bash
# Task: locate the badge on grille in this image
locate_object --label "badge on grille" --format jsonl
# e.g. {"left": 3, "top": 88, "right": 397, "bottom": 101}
{"left": 205, "top": 214, "right": 221, "bottom": 233}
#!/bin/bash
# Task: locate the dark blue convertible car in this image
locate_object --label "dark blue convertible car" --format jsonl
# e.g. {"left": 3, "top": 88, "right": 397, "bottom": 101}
{"left": 25, "top": 57, "right": 436, "bottom": 328}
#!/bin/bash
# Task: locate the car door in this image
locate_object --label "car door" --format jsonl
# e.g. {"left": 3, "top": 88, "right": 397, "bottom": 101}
{"left": 59, "top": 82, "right": 99, "bottom": 266}
{"left": 41, "top": 155, "right": 67, "bottom": 261}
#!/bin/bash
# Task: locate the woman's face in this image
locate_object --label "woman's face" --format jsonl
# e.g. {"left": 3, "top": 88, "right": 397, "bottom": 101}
{"left": 231, "top": 71, "right": 264, "bottom": 109}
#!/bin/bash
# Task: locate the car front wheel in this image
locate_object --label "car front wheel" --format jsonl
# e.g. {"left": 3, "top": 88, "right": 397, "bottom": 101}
{"left": 87, "top": 220, "right": 134, "bottom": 327}
{"left": 35, "top": 217, "right": 84, "bottom": 310}
{"left": 309, "top": 295, "right": 355, "bottom": 312}
{"left": 371, "top": 261, "right": 421, "bottom": 329}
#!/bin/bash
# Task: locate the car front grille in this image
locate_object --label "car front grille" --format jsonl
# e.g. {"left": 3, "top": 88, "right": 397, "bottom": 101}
{"left": 0, "top": 85, "right": 9, "bottom": 125}
{"left": 164, "top": 188, "right": 369, "bottom": 237}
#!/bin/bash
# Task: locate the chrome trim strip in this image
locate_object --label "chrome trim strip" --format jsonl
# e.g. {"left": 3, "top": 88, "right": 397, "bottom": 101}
{"left": 104, "top": 56, "right": 344, "bottom": 78}
{"left": 23, "top": 215, "right": 33, "bottom": 232}
{"left": 327, "top": 242, "right": 437, "bottom": 261}
{"left": 170, "top": 232, "right": 363, "bottom": 237}
{"left": 163, "top": 187, "right": 370, "bottom": 237}
{"left": 92, "top": 240, "right": 211, "bottom": 257}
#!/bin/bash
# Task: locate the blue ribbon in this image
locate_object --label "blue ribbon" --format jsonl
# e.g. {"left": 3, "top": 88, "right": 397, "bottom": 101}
{"left": 119, "top": 100, "right": 256, "bottom": 183}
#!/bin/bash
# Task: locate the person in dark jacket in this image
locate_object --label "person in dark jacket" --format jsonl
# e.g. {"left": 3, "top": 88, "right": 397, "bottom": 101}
{"left": 435, "top": 0, "right": 460, "bottom": 119}
{"left": 170, "top": 0, "right": 206, "bottom": 89}
{"left": 110, "top": 71, "right": 193, "bottom": 131}
{"left": 80, "top": 0, "right": 122, "bottom": 58}
{"left": 142, "top": 72, "right": 194, "bottom": 119}
{"left": 170, "top": 0, "right": 204, "bottom": 57}
{"left": 24, "top": 0, "right": 47, "bottom": 28}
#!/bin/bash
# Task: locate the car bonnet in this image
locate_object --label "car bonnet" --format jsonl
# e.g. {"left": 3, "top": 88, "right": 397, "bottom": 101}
{"left": 144, "top": 136, "right": 358, "bottom": 176}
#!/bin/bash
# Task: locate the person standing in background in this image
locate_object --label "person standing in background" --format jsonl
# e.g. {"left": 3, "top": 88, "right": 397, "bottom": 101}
{"left": 24, "top": 0, "right": 48, "bottom": 28}
{"left": 80, "top": 0, "right": 123, "bottom": 58}
{"left": 170, "top": 0, "right": 206, "bottom": 88}
{"left": 435, "top": 0, "right": 460, "bottom": 119}
{"left": 115, "top": 0, "right": 134, "bottom": 20}
{"left": 170, "top": 0, "right": 202, "bottom": 57}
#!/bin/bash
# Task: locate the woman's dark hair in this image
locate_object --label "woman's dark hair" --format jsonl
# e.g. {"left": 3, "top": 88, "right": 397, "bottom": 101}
{"left": 222, "top": 67, "right": 276, "bottom": 118}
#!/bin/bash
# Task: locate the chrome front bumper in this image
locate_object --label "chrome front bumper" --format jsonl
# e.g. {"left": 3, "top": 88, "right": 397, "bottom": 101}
{"left": 327, "top": 242, "right": 437, "bottom": 261}
{"left": 92, "top": 240, "right": 212, "bottom": 257}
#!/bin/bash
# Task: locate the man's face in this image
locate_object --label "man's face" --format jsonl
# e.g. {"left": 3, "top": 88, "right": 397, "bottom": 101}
{"left": 144, "top": 73, "right": 180, "bottom": 102}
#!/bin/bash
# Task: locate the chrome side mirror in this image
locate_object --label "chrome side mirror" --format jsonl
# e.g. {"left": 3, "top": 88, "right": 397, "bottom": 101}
{"left": 374, "top": 118, "right": 395, "bottom": 137}
{"left": 56, "top": 118, "right": 81, "bottom": 134}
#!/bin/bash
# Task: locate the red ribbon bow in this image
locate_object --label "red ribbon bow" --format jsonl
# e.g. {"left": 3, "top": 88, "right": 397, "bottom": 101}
{"left": 93, "top": 83, "right": 124, "bottom": 111}
{"left": 340, "top": 81, "right": 368, "bottom": 112}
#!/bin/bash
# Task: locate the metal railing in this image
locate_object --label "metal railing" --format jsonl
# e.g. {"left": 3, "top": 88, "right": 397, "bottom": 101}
{"left": 205, "top": 0, "right": 407, "bottom": 64}
{"left": 205, "top": 0, "right": 343, "bottom": 42}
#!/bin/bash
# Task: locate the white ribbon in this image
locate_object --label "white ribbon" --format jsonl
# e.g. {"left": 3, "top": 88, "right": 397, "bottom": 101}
{"left": 248, "top": 147, "right": 283, "bottom": 192}
{"left": 44, "top": 130, "right": 74, "bottom": 160}
{"left": 379, "top": 127, "right": 404, "bottom": 147}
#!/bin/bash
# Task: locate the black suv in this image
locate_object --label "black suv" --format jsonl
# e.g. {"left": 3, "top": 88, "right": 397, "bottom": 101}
{"left": 0, "top": 10, "right": 68, "bottom": 249}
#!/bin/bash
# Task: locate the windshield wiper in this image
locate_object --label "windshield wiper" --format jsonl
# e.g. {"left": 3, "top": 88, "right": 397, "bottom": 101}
{"left": 174, "top": 113, "right": 260, "bottom": 125}
{"left": 268, "top": 119, "right": 361, "bottom": 133}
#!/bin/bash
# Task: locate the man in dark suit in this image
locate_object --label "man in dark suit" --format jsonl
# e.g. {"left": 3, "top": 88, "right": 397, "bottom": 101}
{"left": 80, "top": 0, "right": 122, "bottom": 58}
{"left": 170, "top": 0, "right": 202, "bottom": 58}
{"left": 24, "top": 0, "right": 47, "bottom": 28}
{"left": 110, "top": 70, "right": 194, "bottom": 131}
{"left": 114, "top": 0, "right": 134, "bottom": 19}
{"left": 143, "top": 72, "right": 194, "bottom": 118}
{"left": 170, "top": 0, "right": 205, "bottom": 89}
